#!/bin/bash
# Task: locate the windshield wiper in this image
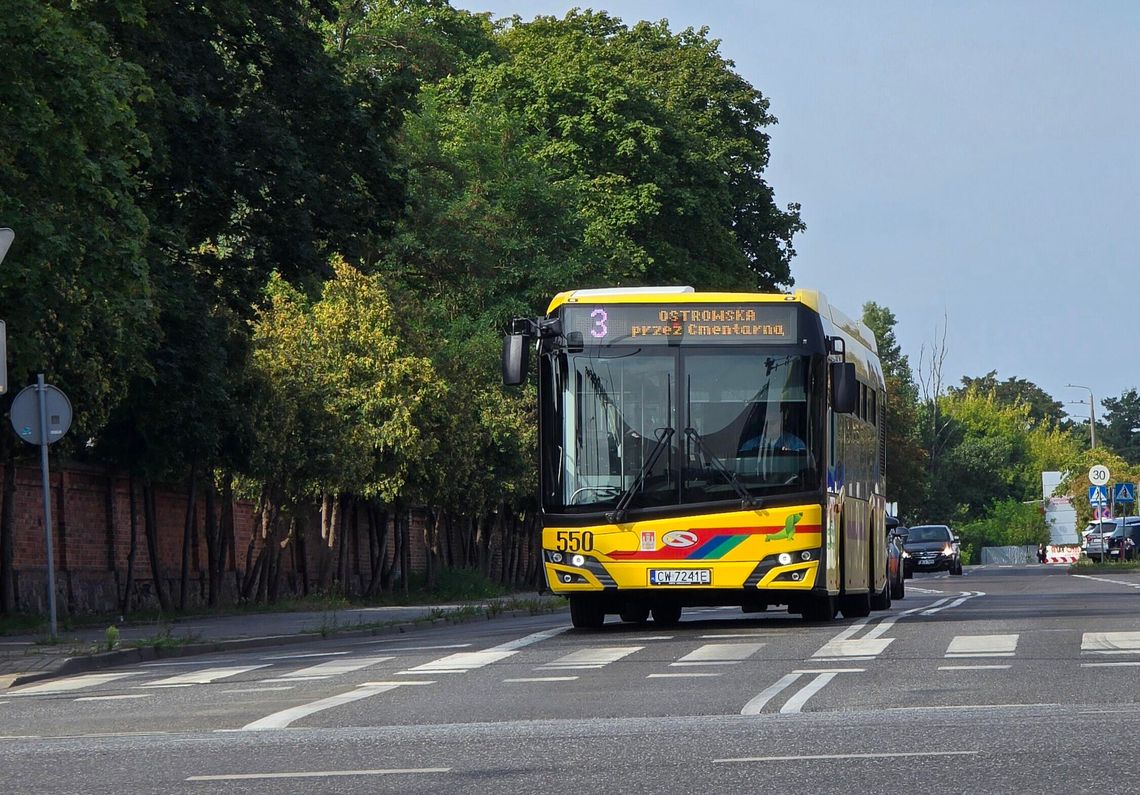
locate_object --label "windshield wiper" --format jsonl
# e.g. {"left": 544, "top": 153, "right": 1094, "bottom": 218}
{"left": 606, "top": 427, "right": 675, "bottom": 524}
{"left": 684, "top": 427, "right": 759, "bottom": 509}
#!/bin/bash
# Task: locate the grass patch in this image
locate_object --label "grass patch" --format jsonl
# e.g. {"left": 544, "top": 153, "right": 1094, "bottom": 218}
{"left": 1069, "top": 558, "right": 1140, "bottom": 572}
{"left": 127, "top": 626, "right": 202, "bottom": 651}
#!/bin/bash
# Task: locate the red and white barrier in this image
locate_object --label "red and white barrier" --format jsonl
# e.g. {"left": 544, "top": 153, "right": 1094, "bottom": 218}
{"left": 1045, "top": 551, "right": 1079, "bottom": 564}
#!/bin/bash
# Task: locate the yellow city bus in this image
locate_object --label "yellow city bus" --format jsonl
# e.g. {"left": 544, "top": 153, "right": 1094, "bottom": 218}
{"left": 502, "top": 287, "right": 888, "bottom": 627}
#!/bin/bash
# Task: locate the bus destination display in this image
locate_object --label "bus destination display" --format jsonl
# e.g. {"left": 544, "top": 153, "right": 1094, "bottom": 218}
{"left": 561, "top": 303, "right": 797, "bottom": 345}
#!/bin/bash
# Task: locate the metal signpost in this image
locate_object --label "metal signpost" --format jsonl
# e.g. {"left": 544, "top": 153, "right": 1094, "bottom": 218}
{"left": 9, "top": 376, "right": 73, "bottom": 639}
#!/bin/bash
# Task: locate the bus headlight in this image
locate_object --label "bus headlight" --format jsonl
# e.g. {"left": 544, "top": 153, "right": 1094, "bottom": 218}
{"left": 571, "top": 554, "right": 586, "bottom": 567}
{"left": 551, "top": 552, "right": 564, "bottom": 563}
{"left": 778, "top": 553, "right": 793, "bottom": 566}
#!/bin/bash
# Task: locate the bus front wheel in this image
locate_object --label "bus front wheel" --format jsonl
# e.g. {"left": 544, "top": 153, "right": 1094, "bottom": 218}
{"left": 651, "top": 604, "right": 683, "bottom": 626}
{"left": 802, "top": 594, "right": 837, "bottom": 622}
{"left": 569, "top": 595, "right": 606, "bottom": 629}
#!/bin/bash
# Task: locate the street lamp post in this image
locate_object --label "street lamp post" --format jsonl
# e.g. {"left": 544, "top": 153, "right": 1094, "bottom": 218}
{"left": 1065, "top": 384, "right": 1096, "bottom": 449}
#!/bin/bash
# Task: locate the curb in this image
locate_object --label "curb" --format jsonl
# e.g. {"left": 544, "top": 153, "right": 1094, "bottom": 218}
{"left": 3, "top": 603, "right": 567, "bottom": 690}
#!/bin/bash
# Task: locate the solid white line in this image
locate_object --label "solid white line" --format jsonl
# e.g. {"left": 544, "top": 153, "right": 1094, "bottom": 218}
{"left": 945, "top": 634, "right": 1018, "bottom": 656}
{"left": 187, "top": 768, "right": 450, "bottom": 781}
{"left": 405, "top": 650, "right": 517, "bottom": 673}
{"left": 622, "top": 636, "right": 674, "bottom": 641}
{"left": 670, "top": 660, "right": 741, "bottom": 666}
{"left": 714, "top": 750, "right": 978, "bottom": 764}
{"left": 503, "top": 677, "right": 578, "bottom": 682}
{"left": 540, "top": 646, "right": 642, "bottom": 669}
{"left": 222, "top": 687, "right": 296, "bottom": 693}
{"left": 357, "top": 681, "right": 434, "bottom": 687}
{"left": 648, "top": 672, "right": 720, "bottom": 678}
{"left": 792, "top": 668, "right": 865, "bottom": 674}
{"left": 811, "top": 656, "right": 875, "bottom": 662}
{"left": 675, "top": 642, "right": 764, "bottom": 663}
{"left": 1081, "top": 631, "right": 1140, "bottom": 653}
{"left": 699, "top": 633, "right": 769, "bottom": 639}
{"left": 488, "top": 626, "right": 569, "bottom": 652}
{"left": 241, "top": 684, "right": 399, "bottom": 731}
{"left": 13, "top": 672, "right": 140, "bottom": 695}
{"left": 265, "top": 676, "right": 332, "bottom": 682}
{"left": 1081, "top": 662, "right": 1140, "bottom": 668}
{"left": 740, "top": 673, "right": 802, "bottom": 715}
{"left": 944, "top": 653, "right": 1013, "bottom": 658}
{"left": 780, "top": 672, "right": 838, "bottom": 713}
{"left": 279, "top": 655, "right": 392, "bottom": 679}
{"left": 141, "top": 660, "right": 236, "bottom": 667}
{"left": 144, "top": 665, "right": 270, "bottom": 687}
{"left": 261, "top": 652, "right": 348, "bottom": 660}
{"left": 74, "top": 694, "right": 153, "bottom": 702}
{"left": 1072, "top": 574, "right": 1140, "bottom": 590}
{"left": 938, "top": 665, "right": 1011, "bottom": 671}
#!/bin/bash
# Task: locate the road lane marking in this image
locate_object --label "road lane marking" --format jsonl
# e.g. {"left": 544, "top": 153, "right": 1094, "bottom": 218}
{"left": 1072, "top": 574, "right": 1140, "bottom": 590}
{"left": 141, "top": 659, "right": 237, "bottom": 667}
{"left": 504, "top": 676, "right": 579, "bottom": 682}
{"left": 780, "top": 673, "right": 836, "bottom": 714}
{"left": 648, "top": 672, "right": 720, "bottom": 678}
{"left": 938, "top": 665, "right": 1011, "bottom": 671}
{"left": 945, "top": 634, "right": 1018, "bottom": 658}
{"left": 792, "top": 668, "right": 866, "bottom": 674}
{"left": 12, "top": 672, "right": 140, "bottom": 695}
{"left": 1081, "top": 662, "right": 1140, "bottom": 668}
{"left": 261, "top": 652, "right": 349, "bottom": 660}
{"left": 621, "top": 636, "right": 674, "bottom": 641}
{"left": 488, "top": 626, "right": 570, "bottom": 651}
{"left": 350, "top": 641, "right": 472, "bottom": 651}
{"left": 142, "top": 665, "right": 270, "bottom": 687}
{"left": 714, "top": 750, "right": 978, "bottom": 764}
{"left": 921, "top": 591, "right": 983, "bottom": 615}
{"left": 187, "top": 768, "right": 450, "bottom": 781}
{"left": 812, "top": 638, "right": 892, "bottom": 659}
{"left": 741, "top": 673, "right": 802, "bottom": 715}
{"left": 672, "top": 643, "right": 764, "bottom": 666}
{"left": 272, "top": 655, "right": 393, "bottom": 680}
{"left": 403, "top": 651, "right": 517, "bottom": 674}
{"left": 222, "top": 687, "right": 296, "bottom": 693}
{"left": 699, "top": 633, "right": 770, "bottom": 639}
{"left": 1082, "top": 632, "right": 1140, "bottom": 654}
{"left": 74, "top": 694, "right": 153, "bottom": 702}
{"left": 241, "top": 684, "right": 399, "bottom": 730}
{"left": 540, "top": 646, "right": 643, "bottom": 670}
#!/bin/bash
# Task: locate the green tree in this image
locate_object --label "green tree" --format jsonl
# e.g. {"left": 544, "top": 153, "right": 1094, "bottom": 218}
{"left": 0, "top": 0, "right": 157, "bottom": 613}
{"left": 951, "top": 371, "right": 1066, "bottom": 427}
{"left": 1099, "top": 389, "right": 1140, "bottom": 465}
{"left": 862, "top": 303, "right": 927, "bottom": 519}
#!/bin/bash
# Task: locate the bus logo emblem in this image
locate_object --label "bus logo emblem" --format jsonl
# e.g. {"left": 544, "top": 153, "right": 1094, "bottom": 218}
{"left": 640, "top": 531, "right": 656, "bottom": 551}
{"left": 663, "top": 530, "right": 699, "bottom": 548}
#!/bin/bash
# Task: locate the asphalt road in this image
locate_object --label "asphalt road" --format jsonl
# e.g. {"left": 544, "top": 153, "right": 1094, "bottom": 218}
{"left": 3, "top": 564, "right": 1139, "bottom": 794}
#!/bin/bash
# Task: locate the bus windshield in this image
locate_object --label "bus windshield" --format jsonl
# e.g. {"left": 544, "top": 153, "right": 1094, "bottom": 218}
{"left": 543, "top": 348, "right": 822, "bottom": 514}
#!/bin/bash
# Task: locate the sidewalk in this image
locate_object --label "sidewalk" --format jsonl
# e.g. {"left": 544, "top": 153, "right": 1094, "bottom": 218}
{"left": 0, "top": 598, "right": 565, "bottom": 690}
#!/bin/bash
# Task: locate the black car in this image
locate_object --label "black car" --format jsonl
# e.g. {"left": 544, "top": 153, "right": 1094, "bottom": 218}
{"left": 885, "top": 515, "right": 906, "bottom": 599}
{"left": 1107, "top": 518, "right": 1140, "bottom": 561}
{"left": 902, "top": 524, "right": 963, "bottom": 576}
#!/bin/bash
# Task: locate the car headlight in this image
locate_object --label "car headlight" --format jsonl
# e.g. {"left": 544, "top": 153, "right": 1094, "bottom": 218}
{"left": 942, "top": 544, "right": 955, "bottom": 555}
{"left": 902, "top": 550, "right": 911, "bottom": 559}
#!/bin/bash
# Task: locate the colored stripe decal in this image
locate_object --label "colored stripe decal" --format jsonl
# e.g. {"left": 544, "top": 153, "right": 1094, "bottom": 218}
{"left": 693, "top": 534, "right": 748, "bottom": 560}
{"left": 689, "top": 535, "right": 729, "bottom": 559}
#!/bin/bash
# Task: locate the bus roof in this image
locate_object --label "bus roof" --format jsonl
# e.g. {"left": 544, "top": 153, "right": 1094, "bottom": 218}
{"left": 545, "top": 287, "right": 879, "bottom": 357}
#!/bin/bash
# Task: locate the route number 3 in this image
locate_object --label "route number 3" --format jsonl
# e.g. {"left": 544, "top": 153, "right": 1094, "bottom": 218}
{"left": 589, "top": 307, "right": 608, "bottom": 339}
{"left": 556, "top": 530, "right": 594, "bottom": 553}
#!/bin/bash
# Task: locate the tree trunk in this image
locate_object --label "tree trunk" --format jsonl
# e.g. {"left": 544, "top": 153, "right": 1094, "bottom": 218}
{"left": 178, "top": 461, "right": 198, "bottom": 611}
{"left": 120, "top": 474, "right": 139, "bottom": 616}
{"left": 204, "top": 477, "right": 220, "bottom": 607}
{"left": 143, "top": 481, "right": 171, "bottom": 612}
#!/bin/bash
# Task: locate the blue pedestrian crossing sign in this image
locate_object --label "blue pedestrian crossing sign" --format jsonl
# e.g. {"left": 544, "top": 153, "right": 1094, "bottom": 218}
{"left": 1089, "top": 485, "right": 1108, "bottom": 506}
{"left": 1113, "top": 483, "right": 1135, "bottom": 503}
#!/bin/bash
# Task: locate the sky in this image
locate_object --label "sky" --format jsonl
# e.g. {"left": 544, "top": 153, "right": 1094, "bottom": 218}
{"left": 456, "top": 0, "right": 1140, "bottom": 422}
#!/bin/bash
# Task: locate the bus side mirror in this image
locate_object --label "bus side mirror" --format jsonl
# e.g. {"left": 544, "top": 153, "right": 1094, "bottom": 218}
{"left": 830, "top": 361, "right": 857, "bottom": 413}
{"left": 502, "top": 334, "right": 530, "bottom": 386}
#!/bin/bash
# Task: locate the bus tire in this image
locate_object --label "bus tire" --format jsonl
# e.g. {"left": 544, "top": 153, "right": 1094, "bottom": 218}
{"left": 619, "top": 604, "right": 650, "bottom": 624}
{"left": 569, "top": 595, "right": 606, "bottom": 629}
{"left": 869, "top": 574, "right": 891, "bottom": 611}
{"left": 651, "top": 604, "right": 683, "bottom": 626}
{"left": 840, "top": 590, "right": 871, "bottom": 618}
{"left": 802, "top": 594, "right": 837, "bottom": 622}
